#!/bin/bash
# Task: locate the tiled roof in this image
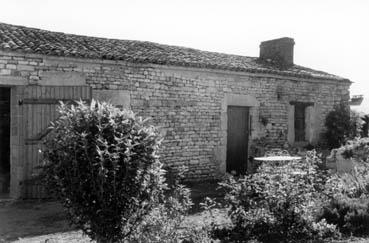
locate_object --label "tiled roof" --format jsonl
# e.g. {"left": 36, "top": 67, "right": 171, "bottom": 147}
{"left": 0, "top": 22, "right": 349, "bottom": 81}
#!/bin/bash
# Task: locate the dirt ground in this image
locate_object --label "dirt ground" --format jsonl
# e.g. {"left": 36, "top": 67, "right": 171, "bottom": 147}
{"left": 0, "top": 182, "right": 224, "bottom": 242}
{"left": 0, "top": 201, "right": 228, "bottom": 243}
{"left": 2, "top": 183, "right": 368, "bottom": 243}
{"left": 0, "top": 200, "right": 73, "bottom": 242}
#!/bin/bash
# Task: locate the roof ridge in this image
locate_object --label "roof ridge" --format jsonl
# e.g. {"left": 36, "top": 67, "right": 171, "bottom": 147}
{"left": 0, "top": 22, "right": 255, "bottom": 58}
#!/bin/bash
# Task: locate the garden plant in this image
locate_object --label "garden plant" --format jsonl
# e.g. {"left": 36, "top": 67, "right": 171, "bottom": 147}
{"left": 40, "top": 100, "right": 198, "bottom": 243}
{"left": 319, "top": 138, "right": 369, "bottom": 237}
{"left": 39, "top": 99, "right": 369, "bottom": 242}
{"left": 324, "top": 102, "right": 364, "bottom": 149}
{"left": 211, "top": 150, "right": 339, "bottom": 243}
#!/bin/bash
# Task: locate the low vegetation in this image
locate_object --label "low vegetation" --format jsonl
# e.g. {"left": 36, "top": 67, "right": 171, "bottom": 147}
{"left": 209, "top": 151, "right": 339, "bottom": 243}
{"left": 39, "top": 100, "right": 369, "bottom": 242}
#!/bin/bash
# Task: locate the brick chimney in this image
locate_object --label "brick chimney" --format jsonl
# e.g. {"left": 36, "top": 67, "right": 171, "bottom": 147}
{"left": 259, "top": 37, "right": 295, "bottom": 68}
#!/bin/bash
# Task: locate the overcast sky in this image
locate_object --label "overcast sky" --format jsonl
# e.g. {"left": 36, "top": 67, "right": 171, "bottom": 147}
{"left": 1, "top": 0, "right": 368, "bottom": 112}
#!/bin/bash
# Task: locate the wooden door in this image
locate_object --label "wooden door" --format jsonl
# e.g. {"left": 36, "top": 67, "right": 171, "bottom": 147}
{"left": 20, "top": 86, "right": 91, "bottom": 198}
{"left": 226, "top": 106, "right": 249, "bottom": 174}
{"left": 294, "top": 104, "right": 306, "bottom": 142}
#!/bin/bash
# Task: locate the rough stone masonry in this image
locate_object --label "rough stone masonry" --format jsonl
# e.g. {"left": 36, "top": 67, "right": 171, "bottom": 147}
{"left": 0, "top": 51, "right": 350, "bottom": 180}
{"left": 0, "top": 23, "right": 351, "bottom": 198}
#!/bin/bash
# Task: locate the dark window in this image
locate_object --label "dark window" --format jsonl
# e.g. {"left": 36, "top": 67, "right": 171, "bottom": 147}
{"left": 294, "top": 104, "right": 305, "bottom": 141}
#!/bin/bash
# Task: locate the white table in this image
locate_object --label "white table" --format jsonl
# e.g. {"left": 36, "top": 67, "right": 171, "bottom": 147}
{"left": 253, "top": 156, "right": 304, "bottom": 173}
{"left": 254, "top": 156, "right": 302, "bottom": 162}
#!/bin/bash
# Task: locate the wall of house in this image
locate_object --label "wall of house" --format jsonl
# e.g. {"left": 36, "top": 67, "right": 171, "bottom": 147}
{"left": 0, "top": 51, "right": 351, "bottom": 196}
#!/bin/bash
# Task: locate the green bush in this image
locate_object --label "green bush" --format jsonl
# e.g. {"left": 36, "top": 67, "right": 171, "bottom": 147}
{"left": 41, "top": 100, "right": 170, "bottom": 242}
{"left": 324, "top": 102, "right": 351, "bottom": 149}
{"left": 350, "top": 110, "right": 364, "bottom": 138}
{"left": 320, "top": 141, "right": 369, "bottom": 237}
{"left": 326, "top": 163, "right": 369, "bottom": 199}
{"left": 126, "top": 166, "right": 213, "bottom": 243}
{"left": 361, "top": 115, "right": 369, "bottom": 137}
{"left": 213, "top": 150, "right": 338, "bottom": 242}
{"left": 127, "top": 182, "right": 198, "bottom": 242}
{"left": 340, "top": 137, "right": 369, "bottom": 162}
{"left": 319, "top": 196, "right": 369, "bottom": 236}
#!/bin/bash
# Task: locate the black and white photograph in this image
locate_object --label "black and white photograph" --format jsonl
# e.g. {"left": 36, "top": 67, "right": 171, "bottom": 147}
{"left": 0, "top": 0, "right": 369, "bottom": 242}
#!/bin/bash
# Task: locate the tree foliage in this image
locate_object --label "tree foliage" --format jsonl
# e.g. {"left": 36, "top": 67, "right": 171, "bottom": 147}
{"left": 324, "top": 102, "right": 351, "bottom": 149}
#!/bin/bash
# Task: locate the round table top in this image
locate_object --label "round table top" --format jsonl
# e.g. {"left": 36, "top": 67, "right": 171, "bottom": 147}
{"left": 254, "top": 156, "right": 302, "bottom": 162}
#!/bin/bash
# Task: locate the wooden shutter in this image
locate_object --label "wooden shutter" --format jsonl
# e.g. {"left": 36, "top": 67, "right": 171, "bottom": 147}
{"left": 305, "top": 106, "right": 315, "bottom": 143}
{"left": 20, "top": 86, "right": 91, "bottom": 198}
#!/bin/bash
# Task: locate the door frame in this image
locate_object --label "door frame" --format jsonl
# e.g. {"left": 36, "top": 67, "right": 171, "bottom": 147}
{"left": 0, "top": 76, "right": 27, "bottom": 199}
{"left": 9, "top": 85, "right": 19, "bottom": 198}
{"left": 0, "top": 86, "right": 11, "bottom": 196}
{"left": 0, "top": 73, "right": 89, "bottom": 199}
{"left": 217, "top": 94, "right": 259, "bottom": 175}
{"left": 226, "top": 105, "right": 250, "bottom": 174}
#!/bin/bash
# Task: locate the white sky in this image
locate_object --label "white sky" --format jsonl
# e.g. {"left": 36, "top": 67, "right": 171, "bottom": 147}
{"left": 1, "top": 0, "right": 368, "bottom": 112}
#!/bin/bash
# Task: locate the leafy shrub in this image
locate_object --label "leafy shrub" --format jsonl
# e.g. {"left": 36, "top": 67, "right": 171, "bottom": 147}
{"left": 213, "top": 150, "right": 338, "bottom": 242}
{"left": 325, "top": 138, "right": 369, "bottom": 198}
{"left": 126, "top": 166, "right": 214, "bottom": 243}
{"left": 319, "top": 195, "right": 369, "bottom": 236}
{"left": 340, "top": 137, "right": 369, "bottom": 162}
{"left": 361, "top": 115, "right": 369, "bottom": 137}
{"left": 127, "top": 182, "right": 197, "bottom": 242}
{"left": 326, "top": 163, "right": 369, "bottom": 198}
{"left": 321, "top": 141, "right": 369, "bottom": 237}
{"left": 350, "top": 110, "right": 364, "bottom": 138}
{"left": 324, "top": 102, "right": 351, "bottom": 149}
{"left": 41, "top": 100, "right": 171, "bottom": 242}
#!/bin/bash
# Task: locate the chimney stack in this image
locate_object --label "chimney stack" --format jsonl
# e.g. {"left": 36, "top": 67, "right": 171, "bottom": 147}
{"left": 259, "top": 37, "right": 295, "bottom": 68}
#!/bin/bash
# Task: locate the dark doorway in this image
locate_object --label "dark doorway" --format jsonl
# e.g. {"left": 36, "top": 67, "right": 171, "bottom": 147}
{"left": 294, "top": 104, "right": 306, "bottom": 142}
{"left": 0, "top": 87, "right": 10, "bottom": 195}
{"left": 226, "top": 106, "right": 249, "bottom": 174}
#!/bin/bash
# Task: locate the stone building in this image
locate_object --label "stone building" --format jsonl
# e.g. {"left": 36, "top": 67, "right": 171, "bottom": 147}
{"left": 0, "top": 23, "right": 351, "bottom": 198}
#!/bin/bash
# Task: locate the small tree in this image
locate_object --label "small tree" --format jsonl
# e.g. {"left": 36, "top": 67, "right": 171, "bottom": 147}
{"left": 41, "top": 100, "right": 167, "bottom": 242}
{"left": 350, "top": 110, "right": 364, "bottom": 138}
{"left": 361, "top": 115, "right": 369, "bottom": 137}
{"left": 324, "top": 102, "right": 351, "bottom": 149}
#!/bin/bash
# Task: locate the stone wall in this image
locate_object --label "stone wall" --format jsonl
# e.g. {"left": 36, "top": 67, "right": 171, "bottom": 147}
{"left": 0, "top": 51, "right": 351, "bottom": 184}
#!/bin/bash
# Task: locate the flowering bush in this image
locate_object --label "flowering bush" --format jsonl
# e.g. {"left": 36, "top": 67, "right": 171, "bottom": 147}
{"left": 213, "top": 150, "right": 338, "bottom": 242}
